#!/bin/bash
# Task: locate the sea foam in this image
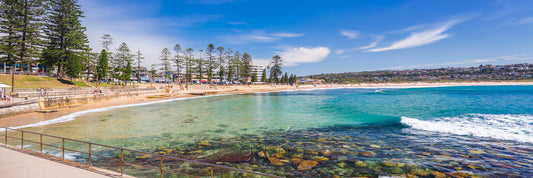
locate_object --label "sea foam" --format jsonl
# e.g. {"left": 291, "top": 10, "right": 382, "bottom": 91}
{"left": 401, "top": 114, "right": 533, "bottom": 143}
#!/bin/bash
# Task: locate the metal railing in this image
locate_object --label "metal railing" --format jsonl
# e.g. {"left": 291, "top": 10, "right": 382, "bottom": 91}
{"left": 0, "top": 127, "right": 280, "bottom": 178}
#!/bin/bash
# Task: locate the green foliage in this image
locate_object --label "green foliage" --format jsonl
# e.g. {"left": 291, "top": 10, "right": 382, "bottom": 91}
{"left": 71, "top": 80, "right": 90, "bottom": 87}
{"left": 270, "top": 55, "right": 282, "bottom": 84}
{"left": 206, "top": 44, "right": 216, "bottom": 84}
{"left": 217, "top": 46, "right": 225, "bottom": 81}
{"left": 96, "top": 49, "right": 108, "bottom": 81}
{"left": 251, "top": 73, "right": 258, "bottom": 83}
{"left": 41, "top": 0, "right": 89, "bottom": 78}
{"left": 66, "top": 53, "right": 83, "bottom": 78}
{"left": 241, "top": 53, "right": 252, "bottom": 80}
{"left": 159, "top": 48, "right": 171, "bottom": 76}
{"left": 114, "top": 42, "right": 132, "bottom": 69}
{"left": 120, "top": 61, "right": 132, "bottom": 84}
{"left": 228, "top": 67, "right": 234, "bottom": 83}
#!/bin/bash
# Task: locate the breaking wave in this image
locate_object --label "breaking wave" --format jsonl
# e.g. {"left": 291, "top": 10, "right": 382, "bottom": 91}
{"left": 401, "top": 114, "right": 533, "bottom": 143}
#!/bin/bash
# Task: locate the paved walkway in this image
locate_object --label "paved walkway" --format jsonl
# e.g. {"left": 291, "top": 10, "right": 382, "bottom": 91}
{"left": 0, "top": 145, "right": 124, "bottom": 178}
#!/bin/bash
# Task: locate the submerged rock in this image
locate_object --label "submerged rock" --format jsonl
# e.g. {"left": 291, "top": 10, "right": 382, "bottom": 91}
{"left": 291, "top": 158, "right": 303, "bottom": 164}
{"left": 359, "top": 151, "right": 376, "bottom": 157}
{"left": 268, "top": 157, "right": 284, "bottom": 166}
{"left": 197, "top": 142, "right": 211, "bottom": 147}
{"left": 468, "top": 150, "right": 486, "bottom": 154}
{"left": 321, "top": 150, "right": 332, "bottom": 156}
{"left": 137, "top": 154, "right": 153, "bottom": 159}
{"left": 431, "top": 171, "right": 447, "bottom": 178}
{"left": 297, "top": 160, "right": 319, "bottom": 171}
{"left": 313, "top": 156, "right": 329, "bottom": 162}
{"left": 257, "top": 151, "right": 268, "bottom": 158}
{"left": 201, "top": 151, "right": 254, "bottom": 163}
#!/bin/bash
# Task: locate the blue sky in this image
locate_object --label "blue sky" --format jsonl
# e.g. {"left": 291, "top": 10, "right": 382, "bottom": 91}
{"left": 80, "top": 0, "right": 533, "bottom": 75}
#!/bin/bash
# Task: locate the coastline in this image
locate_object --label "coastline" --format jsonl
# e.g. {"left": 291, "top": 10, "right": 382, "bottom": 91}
{"left": 1, "top": 81, "right": 533, "bottom": 128}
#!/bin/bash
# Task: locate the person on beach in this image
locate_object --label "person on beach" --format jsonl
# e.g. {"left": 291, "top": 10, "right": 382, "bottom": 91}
{"left": 40, "top": 88, "right": 44, "bottom": 97}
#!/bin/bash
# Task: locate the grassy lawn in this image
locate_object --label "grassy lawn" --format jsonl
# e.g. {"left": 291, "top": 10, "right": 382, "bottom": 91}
{"left": 0, "top": 74, "right": 94, "bottom": 89}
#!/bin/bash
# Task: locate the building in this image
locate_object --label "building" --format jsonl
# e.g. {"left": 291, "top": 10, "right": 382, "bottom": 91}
{"left": 251, "top": 65, "right": 265, "bottom": 84}
{"left": 132, "top": 67, "right": 150, "bottom": 83}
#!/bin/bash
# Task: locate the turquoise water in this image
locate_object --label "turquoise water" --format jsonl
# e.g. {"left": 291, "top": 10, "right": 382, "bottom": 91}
{"left": 18, "top": 85, "right": 533, "bottom": 177}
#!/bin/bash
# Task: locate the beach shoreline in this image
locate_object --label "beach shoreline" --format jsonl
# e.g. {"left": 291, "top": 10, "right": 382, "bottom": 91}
{"left": 1, "top": 81, "right": 532, "bottom": 128}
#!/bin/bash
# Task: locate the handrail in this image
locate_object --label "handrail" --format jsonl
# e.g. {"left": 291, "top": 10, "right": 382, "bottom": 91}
{"left": 1, "top": 127, "right": 281, "bottom": 178}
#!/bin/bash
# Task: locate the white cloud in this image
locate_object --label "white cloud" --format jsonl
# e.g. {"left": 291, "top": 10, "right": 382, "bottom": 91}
{"left": 248, "top": 35, "right": 278, "bottom": 41}
{"left": 222, "top": 31, "right": 304, "bottom": 44}
{"left": 252, "top": 58, "right": 271, "bottom": 66}
{"left": 507, "top": 16, "right": 533, "bottom": 25}
{"left": 278, "top": 47, "right": 331, "bottom": 66}
{"left": 369, "top": 19, "right": 463, "bottom": 52}
{"left": 80, "top": 1, "right": 220, "bottom": 68}
{"left": 227, "top": 21, "right": 246, "bottom": 25}
{"left": 335, "top": 49, "right": 346, "bottom": 55}
{"left": 358, "top": 36, "right": 384, "bottom": 50}
{"left": 340, "top": 30, "right": 359, "bottom": 39}
{"left": 384, "top": 54, "right": 533, "bottom": 70}
{"left": 272, "top": 32, "right": 304, "bottom": 38}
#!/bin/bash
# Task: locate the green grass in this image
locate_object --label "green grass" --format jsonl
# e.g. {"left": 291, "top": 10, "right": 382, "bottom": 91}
{"left": 0, "top": 74, "right": 95, "bottom": 89}
{"left": 72, "top": 80, "right": 91, "bottom": 87}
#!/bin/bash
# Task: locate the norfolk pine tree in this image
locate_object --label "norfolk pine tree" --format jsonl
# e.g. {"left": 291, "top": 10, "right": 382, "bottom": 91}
{"left": 206, "top": 44, "right": 215, "bottom": 84}
{"left": 135, "top": 50, "right": 144, "bottom": 83}
{"left": 217, "top": 46, "right": 225, "bottom": 83}
{"left": 270, "top": 55, "right": 283, "bottom": 84}
{"left": 197, "top": 49, "right": 204, "bottom": 83}
{"left": 159, "top": 48, "right": 171, "bottom": 85}
{"left": 1, "top": 0, "right": 21, "bottom": 92}
{"left": 42, "top": 0, "right": 89, "bottom": 78}
{"left": 96, "top": 49, "right": 108, "bottom": 86}
{"left": 184, "top": 48, "right": 193, "bottom": 87}
{"left": 173, "top": 44, "right": 183, "bottom": 84}
{"left": 241, "top": 53, "right": 252, "bottom": 84}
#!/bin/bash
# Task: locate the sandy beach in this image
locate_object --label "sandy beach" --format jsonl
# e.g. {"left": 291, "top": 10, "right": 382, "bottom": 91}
{"left": 1, "top": 81, "right": 532, "bottom": 128}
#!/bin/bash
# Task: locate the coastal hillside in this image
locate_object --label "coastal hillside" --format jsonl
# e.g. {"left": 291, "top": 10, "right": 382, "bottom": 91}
{"left": 0, "top": 74, "right": 93, "bottom": 88}
{"left": 305, "top": 63, "right": 533, "bottom": 83}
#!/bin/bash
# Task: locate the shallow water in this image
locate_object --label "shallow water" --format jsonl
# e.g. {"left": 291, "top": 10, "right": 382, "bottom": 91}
{"left": 15, "top": 85, "right": 533, "bottom": 177}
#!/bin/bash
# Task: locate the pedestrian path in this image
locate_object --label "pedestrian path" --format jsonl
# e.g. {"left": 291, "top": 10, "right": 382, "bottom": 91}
{"left": 0, "top": 145, "right": 124, "bottom": 178}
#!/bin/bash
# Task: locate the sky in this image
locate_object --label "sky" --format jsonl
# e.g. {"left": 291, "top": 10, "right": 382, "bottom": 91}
{"left": 79, "top": 0, "right": 533, "bottom": 76}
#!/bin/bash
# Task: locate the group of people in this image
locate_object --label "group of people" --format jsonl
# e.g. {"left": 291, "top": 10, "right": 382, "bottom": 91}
{"left": 93, "top": 88, "right": 102, "bottom": 94}
{"left": 1, "top": 88, "right": 11, "bottom": 102}
{"left": 40, "top": 88, "right": 48, "bottom": 97}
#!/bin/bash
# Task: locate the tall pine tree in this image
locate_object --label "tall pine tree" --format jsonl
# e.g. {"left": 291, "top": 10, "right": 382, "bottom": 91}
{"left": 96, "top": 49, "right": 108, "bottom": 85}
{"left": 270, "top": 55, "right": 283, "bottom": 84}
{"left": 42, "top": 0, "right": 89, "bottom": 78}
{"left": 241, "top": 53, "right": 252, "bottom": 84}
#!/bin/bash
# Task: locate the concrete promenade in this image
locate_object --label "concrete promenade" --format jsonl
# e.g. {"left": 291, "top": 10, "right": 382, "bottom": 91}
{"left": 0, "top": 145, "right": 126, "bottom": 178}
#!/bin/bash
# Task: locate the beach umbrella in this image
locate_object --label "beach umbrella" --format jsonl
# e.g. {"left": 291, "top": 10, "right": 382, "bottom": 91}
{"left": 0, "top": 83, "right": 11, "bottom": 88}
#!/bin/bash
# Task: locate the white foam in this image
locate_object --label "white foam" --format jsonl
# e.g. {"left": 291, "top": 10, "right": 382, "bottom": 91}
{"left": 401, "top": 114, "right": 533, "bottom": 143}
{"left": 11, "top": 94, "right": 232, "bottom": 129}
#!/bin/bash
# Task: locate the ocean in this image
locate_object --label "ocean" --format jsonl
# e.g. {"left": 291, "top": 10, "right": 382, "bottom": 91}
{"left": 14, "top": 85, "right": 533, "bottom": 177}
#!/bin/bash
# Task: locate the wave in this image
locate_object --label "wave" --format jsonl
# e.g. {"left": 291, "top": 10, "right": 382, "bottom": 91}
{"left": 11, "top": 94, "right": 233, "bottom": 129}
{"left": 401, "top": 114, "right": 533, "bottom": 143}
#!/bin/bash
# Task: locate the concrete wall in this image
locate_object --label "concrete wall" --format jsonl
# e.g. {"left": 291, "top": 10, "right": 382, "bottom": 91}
{"left": 0, "top": 103, "right": 40, "bottom": 117}
{"left": 39, "top": 93, "right": 135, "bottom": 110}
